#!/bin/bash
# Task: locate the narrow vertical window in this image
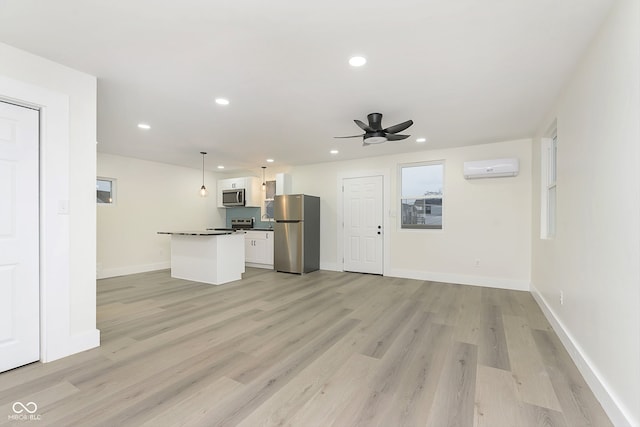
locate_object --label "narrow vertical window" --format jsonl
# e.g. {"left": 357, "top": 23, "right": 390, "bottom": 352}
{"left": 97, "top": 178, "right": 116, "bottom": 205}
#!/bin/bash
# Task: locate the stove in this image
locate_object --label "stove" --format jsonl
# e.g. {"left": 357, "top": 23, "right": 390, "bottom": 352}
{"left": 211, "top": 217, "right": 254, "bottom": 232}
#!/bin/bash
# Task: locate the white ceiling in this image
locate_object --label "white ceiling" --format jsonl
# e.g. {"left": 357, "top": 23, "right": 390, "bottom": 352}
{"left": 0, "top": 0, "right": 614, "bottom": 172}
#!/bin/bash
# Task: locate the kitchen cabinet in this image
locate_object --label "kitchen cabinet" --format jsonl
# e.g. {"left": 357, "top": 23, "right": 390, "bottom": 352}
{"left": 217, "top": 176, "right": 261, "bottom": 208}
{"left": 244, "top": 230, "right": 274, "bottom": 268}
{"left": 275, "top": 173, "right": 292, "bottom": 195}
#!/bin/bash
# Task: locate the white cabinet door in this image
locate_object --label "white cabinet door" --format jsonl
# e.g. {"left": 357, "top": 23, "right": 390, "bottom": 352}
{"left": 244, "top": 231, "right": 274, "bottom": 267}
{"left": 244, "top": 176, "right": 262, "bottom": 207}
{"left": 252, "top": 238, "right": 268, "bottom": 264}
{"left": 264, "top": 232, "right": 274, "bottom": 265}
{"left": 245, "top": 234, "right": 258, "bottom": 263}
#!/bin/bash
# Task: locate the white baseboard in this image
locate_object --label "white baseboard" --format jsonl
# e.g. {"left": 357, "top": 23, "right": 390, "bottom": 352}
{"left": 245, "top": 262, "right": 273, "bottom": 269}
{"left": 386, "top": 268, "right": 530, "bottom": 291}
{"left": 97, "top": 261, "right": 171, "bottom": 279}
{"left": 319, "top": 262, "right": 340, "bottom": 272}
{"left": 42, "top": 328, "right": 100, "bottom": 363}
{"left": 530, "top": 285, "right": 635, "bottom": 427}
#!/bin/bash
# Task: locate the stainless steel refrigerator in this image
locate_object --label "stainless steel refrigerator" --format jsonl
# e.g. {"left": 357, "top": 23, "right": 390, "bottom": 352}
{"left": 274, "top": 194, "right": 320, "bottom": 274}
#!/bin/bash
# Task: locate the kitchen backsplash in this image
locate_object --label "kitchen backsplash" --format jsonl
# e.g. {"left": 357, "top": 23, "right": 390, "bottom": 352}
{"left": 225, "top": 207, "right": 273, "bottom": 229}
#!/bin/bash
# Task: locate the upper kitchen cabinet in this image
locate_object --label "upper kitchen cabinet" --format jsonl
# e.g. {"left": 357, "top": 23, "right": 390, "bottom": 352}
{"left": 275, "top": 173, "right": 292, "bottom": 196}
{"left": 217, "top": 176, "right": 261, "bottom": 208}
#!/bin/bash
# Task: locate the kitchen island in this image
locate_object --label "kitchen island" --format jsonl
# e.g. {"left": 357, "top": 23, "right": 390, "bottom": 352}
{"left": 157, "top": 230, "right": 245, "bottom": 285}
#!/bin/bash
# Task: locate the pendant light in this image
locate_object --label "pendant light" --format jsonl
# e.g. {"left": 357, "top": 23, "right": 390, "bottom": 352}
{"left": 199, "top": 152, "right": 208, "bottom": 197}
{"left": 261, "top": 166, "right": 266, "bottom": 191}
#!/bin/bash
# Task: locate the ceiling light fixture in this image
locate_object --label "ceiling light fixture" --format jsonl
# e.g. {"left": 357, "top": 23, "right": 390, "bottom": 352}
{"left": 199, "top": 152, "right": 208, "bottom": 197}
{"left": 137, "top": 123, "right": 151, "bottom": 129}
{"left": 261, "top": 166, "right": 266, "bottom": 191}
{"left": 349, "top": 56, "right": 366, "bottom": 67}
{"left": 266, "top": 158, "right": 274, "bottom": 163}
{"left": 215, "top": 98, "right": 230, "bottom": 105}
{"left": 416, "top": 137, "right": 427, "bottom": 143}
{"left": 217, "top": 165, "right": 225, "bottom": 169}
{"left": 330, "top": 149, "right": 339, "bottom": 154}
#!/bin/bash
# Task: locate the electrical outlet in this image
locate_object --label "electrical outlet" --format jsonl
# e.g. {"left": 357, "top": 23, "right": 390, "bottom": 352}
{"left": 560, "top": 291, "right": 564, "bottom": 305}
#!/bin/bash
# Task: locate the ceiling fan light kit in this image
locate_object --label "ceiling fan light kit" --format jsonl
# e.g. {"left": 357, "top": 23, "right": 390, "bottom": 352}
{"left": 335, "top": 112, "right": 413, "bottom": 146}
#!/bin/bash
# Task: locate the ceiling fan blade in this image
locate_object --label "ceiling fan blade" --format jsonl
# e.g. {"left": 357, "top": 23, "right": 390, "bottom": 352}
{"left": 384, "top": 120, "right": 413, "bottom": 134}
{"left": 334, "top": 134, "right": 365, "bottom": 139}
{"left": 386, "top": 134, "right": 410, "bottom": 141}
{"left": 367, "top": 113, "right": 383, "bottom": 130}
{"left": 354, "top": 119, "right": 374, "bottom": 132}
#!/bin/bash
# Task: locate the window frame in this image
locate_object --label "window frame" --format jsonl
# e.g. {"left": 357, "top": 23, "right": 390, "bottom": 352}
{"left": 96, "top": 177, "right": 116, "bottom": 206}
{"left": 398, "top": 160, "right": 445, "bottom": 231}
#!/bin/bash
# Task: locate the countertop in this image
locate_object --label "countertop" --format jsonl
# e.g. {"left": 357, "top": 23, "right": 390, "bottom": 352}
{"left": 157, "top": 231, "right": 236, "bottom": 236}
{"left": 205, "top": 228, "right": 274, "bottom": 232}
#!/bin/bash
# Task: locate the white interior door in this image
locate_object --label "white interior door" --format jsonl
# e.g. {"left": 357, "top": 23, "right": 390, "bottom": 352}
{"left": 0, "top": 101, "right": 39, "bottom": 373}
{"left": 343, "top": 176, "right": 383, "bottom": 275}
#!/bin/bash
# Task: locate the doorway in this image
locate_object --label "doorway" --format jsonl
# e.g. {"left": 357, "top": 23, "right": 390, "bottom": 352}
{"left": 342, "top": 175, "right": 384, "bottom": 275}
{"left": 0, "top": 101, "right": 40, "bottom": 372}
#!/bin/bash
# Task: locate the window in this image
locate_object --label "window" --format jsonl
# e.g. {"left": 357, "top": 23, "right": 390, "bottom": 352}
{"left": 262, "top": 180, "right": 276, "bottom": 221}
{"left": 400, "top": 161, "right": 444, "bottom": 229}
{"left": 541, "top": 131, "right": 557, "bottom": 238}
{"left": 97, "top": 178, "right": 115, "bottom": 205}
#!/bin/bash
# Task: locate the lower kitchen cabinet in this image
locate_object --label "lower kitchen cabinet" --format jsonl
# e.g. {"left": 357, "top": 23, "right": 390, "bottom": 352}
{"left": 244, "top": 230, "right": 274, "bottom": 269}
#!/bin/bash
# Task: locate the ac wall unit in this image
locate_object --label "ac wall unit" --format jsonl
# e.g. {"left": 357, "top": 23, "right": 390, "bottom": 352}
{"left": 463, "top": 158, "right": 519, "bottom": 179}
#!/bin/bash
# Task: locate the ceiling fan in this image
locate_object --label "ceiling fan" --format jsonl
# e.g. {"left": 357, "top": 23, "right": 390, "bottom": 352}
{"left": 335, "top": 112, "right": 413, "bottom": 145}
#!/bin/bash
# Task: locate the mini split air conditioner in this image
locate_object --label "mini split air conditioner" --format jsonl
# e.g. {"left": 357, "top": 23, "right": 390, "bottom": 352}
{"left": 463, "top": 158, "right": 519, "bottom": 179}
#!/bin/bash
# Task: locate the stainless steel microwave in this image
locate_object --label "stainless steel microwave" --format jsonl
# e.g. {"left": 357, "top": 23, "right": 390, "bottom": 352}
{"left": 222, "top": 188, "right": 245, "bottom": 207}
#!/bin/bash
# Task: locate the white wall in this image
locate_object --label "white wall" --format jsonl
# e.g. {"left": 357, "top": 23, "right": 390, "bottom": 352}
{"left": 531, "top": 0, "right": 640, "bottom": 425}
{"left": 97, "top": 153, "right": 224, "bottom": 278}
{"left": 0, "top": 43, "right": 99, "bottom": 360}
{"left": 292, "top": 138, "right": 532, "bottom": 290}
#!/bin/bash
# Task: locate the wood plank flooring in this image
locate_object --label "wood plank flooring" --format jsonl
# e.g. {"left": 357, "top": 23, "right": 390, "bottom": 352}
{"left": 0, "top": 269, "right": 612, "bottom": 426}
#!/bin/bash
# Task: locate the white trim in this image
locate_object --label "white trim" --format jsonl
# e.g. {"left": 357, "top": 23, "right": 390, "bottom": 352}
{"left": 97, "top": 261, "right": 171, "bottom": 279}
{"left": 245, "top": 262, "right": 273, "bottom": 270}
{"left": 531, "top": 284, "right": 635, "bottom": 427}
{"left": 0, "top": 74, "right": 101, "bottom": 363}
{"left": 387, "top": 268, "right": 530, "bottom": 291}
{"left": 45, "top": 329, "right": 100, "bottom": 362}
{"left": 319, "top": 262, "right": 340, "bottom": 272}
{"left": 336, "top": 169, "right": 391, "bottom": 275}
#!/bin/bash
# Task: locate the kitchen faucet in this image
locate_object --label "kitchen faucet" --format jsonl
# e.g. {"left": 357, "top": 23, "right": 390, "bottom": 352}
{"left": 261, "top": 213, "right": 273, "bottom": 229}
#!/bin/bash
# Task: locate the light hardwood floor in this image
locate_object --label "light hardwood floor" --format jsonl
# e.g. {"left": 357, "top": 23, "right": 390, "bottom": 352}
{"left": 0, "top": 269, "right": 612, "bottom": 426}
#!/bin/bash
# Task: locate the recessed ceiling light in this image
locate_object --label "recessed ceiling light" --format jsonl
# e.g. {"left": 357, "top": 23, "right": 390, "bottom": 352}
{"left": 266, "top": 158, "right": 274, "bottom": 163}
{"left": 348, "top": 56, "right": 366, "bottom": 67}
{"left": 217, "top": 165, "right": 225, "bottom": 169}
{"left": 416, "top": 137, "right": 427, "bottom": 143}
{"left": 215, "top": 98, "right": 230, "bottom": 105}
{"left": 330, "top": 150, "right": 339, "bottom": 154}
{"left": 137, "top": 123, "right": 151, "bottom": 129}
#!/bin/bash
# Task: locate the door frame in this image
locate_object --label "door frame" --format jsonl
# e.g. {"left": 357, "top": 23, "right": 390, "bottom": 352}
{"left": 337, "top": 169, "right": 390, "bottom": 275}
{"left": 0, "top": 74, "right": 84, "bottom": 362}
